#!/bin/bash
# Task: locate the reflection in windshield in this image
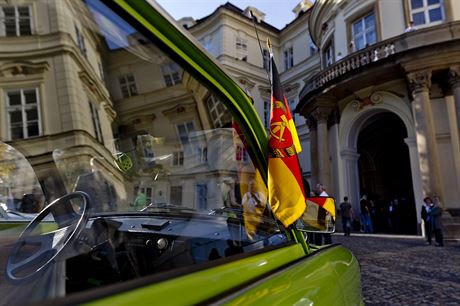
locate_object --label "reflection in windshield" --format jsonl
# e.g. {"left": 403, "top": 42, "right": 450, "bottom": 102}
{"left": 0, "top": 1, "right": 287, "bottom": 305}
{"left": 0, "top": 143, "right": 45, "bottom": 216}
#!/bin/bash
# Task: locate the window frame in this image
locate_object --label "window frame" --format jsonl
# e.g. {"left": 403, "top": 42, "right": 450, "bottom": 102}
{"left": 235, "top": 32, "right": 248, "bottom": 61}
{"left": 6, "top": 87, "right": 42, "bottom": 140}
{"left": 118, "top": 73, "right": 138, "bottom": 98}
{"left": 322, "top": 39, "right": 334, "bottom": 68}
{"left": 309, "top": 36, "right": 317, "bottom": 56}
{"left": 283, "top": 46, "right": 294, "bottom": 70}
{"left": 351, "top": 11, "right": 377, "bottom": 51}
{"left": 206, "top": 94, "right": 231, "bottom": 128}
{"left": 0, "top": 5, "right": 32, "bottom": 37}
{"left": 408, "top": 0, "right": 445, "bottom": 28}
{"left": 196, "top": 183, "right": 208, "bottom": 210}
{"left": 172, "top": 151, "right": 184, "bottom": 166}
{"left": 263, "top": 100, "right": 270, "bottom": 130}
{"left": 88, "top": 101, "right": 104, "bottom": 144}
{"left": 262, "top": 48, "right": 270, "bottom": 72}
{"left": 74, "top": 23, "right": 87, "bottom": 57}
{"left": 161, "top": 62, "right": 182, "bottom": 87}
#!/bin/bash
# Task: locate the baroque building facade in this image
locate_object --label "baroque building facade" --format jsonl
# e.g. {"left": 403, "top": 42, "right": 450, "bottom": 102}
{"left": 298, "top": 0, "right": 460, "bottom": 237}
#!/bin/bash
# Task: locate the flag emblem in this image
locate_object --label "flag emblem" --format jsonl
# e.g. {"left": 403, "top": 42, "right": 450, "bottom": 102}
{"left": 267, "top": 54, "right": 306, "bottom": 228}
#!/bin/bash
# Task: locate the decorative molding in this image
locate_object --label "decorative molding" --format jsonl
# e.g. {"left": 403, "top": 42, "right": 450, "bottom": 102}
{"left": 131, "top": 114, "right": 156, "bottom": 125}
{"left": 311, "top": 107, "right": 331, "bottom": 124}
{"left": 407, "top": 70, "right": 432, "bottom": 95}
{"left": 101, "top": 101, "right": 117, "bottom": 122}
{"left": 0, "top": 61, "right": 49, "bottom": 77}
{"left": 162, "top": 102, "right": 196, "bottom": 117}
{"left": 284, "top": 83, "right": 300, "bottom": 95}
{"left": 237, "top": 76, "right": 256, "bottom": 89}
{"left": 351, "top": 92, "right": 383, "bottom": 111}
{"left": 306, "top": 116, "right": 317, "bottom": 131}
{"left": 79, "top": 71, "right": 110, "bottom": 103}
{"left": 257, "top": 85, "right": 271, "bottom": 97}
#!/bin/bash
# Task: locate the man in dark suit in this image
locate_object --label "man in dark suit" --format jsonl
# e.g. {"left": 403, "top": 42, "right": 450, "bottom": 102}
{"left": 421, "top": 197, "right": 432, "bottom": 245}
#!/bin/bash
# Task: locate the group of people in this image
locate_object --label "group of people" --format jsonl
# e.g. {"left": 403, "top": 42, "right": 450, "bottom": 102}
{"left": 421, "top": 196, "right": 444, "bottom": 247}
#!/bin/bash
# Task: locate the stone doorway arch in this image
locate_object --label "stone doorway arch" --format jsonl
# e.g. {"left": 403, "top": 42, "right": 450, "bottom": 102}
{"left": 338, "top": 91, "right": 423, "bottom": 233}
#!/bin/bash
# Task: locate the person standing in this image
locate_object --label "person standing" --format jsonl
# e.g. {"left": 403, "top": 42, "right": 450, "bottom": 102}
{"left": 339, "top": 196, "right": 353, "bottom": 236}
{"left": 421, "top": 197, "right": 432, "bottom": 245}
{"left": 314, "top": 183, "right": 332, "bottom": 245}
{"left": 360, "top": 195, "right": 373, "bottom": 233}
{"left": 133, "top": 186, "right": 148, "bottom": 210}
{"left": 429, "top": 196, "right": 444, "bottom": 247}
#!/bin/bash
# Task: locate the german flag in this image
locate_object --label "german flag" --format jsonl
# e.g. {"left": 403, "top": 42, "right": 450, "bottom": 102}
{"left": 268, "top": 54, "right": 306, "bottom": 227}
{"left": 307, "top": 197, "right": 336, "bottom": 221}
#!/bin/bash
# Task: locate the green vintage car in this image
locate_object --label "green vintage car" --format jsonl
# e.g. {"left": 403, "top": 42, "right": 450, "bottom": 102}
{"left": 0, "top": 0, "right": 362, "bottom": 305}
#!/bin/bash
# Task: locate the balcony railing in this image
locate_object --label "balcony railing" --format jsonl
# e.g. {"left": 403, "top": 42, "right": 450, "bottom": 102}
{"left": 301, "top": 21, "right": 460, "bottom": 100}
{"left": 303, "top": 40, "right": 396, "bottom": 96}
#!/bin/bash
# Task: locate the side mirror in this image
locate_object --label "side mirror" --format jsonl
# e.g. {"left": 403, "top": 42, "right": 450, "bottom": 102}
{"left": 297, "top": 197, "right": 336, "bottom": 233}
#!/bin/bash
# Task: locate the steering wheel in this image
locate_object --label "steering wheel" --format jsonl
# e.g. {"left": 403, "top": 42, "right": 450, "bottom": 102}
{"left": 6, "top": 191, "right": 90, "bottom": 283}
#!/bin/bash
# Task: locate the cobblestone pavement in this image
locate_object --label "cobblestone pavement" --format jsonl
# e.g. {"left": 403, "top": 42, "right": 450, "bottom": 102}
{"left": 334, "top": 234, "right": 460, "bottom": 305}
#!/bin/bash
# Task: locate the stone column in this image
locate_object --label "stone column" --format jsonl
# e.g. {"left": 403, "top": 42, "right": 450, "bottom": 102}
{"left": 449, "top": 66, "right": 460, "bottom": 145}
{"left": 340, "top": 148, "right": 360, "bottom": 218}
{"left": 404, "top": 137, "right": 424, "bottom": 228}
{"left": 407, "top": 70, "right": 443, "bottom": 200}
{"left": 312, "top": 107, "right": 332, "bottom": 191}
{"left": 446, "top": 66, "right": 460, "bottom": 209}
{"left": 306, "top": 117, "right": 318, "bottom": 190}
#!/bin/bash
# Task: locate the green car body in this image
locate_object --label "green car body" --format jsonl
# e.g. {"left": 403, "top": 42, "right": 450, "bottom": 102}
{"left": 0, "top": 0, "right": 362, "bottom": 305}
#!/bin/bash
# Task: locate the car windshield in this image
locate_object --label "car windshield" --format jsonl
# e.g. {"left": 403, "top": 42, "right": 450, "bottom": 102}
{"left": 0, "top": 1, "right": 289, "bottom": 305}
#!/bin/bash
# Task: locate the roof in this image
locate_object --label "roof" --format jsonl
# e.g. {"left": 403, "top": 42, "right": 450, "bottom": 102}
{"left": 190, "top": 2, "right": 280, "bottom": 33}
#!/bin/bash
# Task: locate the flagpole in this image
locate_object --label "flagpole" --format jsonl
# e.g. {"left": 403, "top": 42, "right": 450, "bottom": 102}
{"left": 250, "top": 12, "right": 310, "bottom": 254}
{"left": 249, "top": 10, "right": 271, "bottom": 87}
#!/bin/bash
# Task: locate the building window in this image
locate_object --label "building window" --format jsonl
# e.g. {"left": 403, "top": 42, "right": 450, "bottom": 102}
{"left": 6, "top": 88, "right": 41, "bottom": 140}
{"left": 170, "top": 186, "right": 182, "bottom": 206}
{"left": 172, "top": 151, "right": 184, "bottom": 166}
{"left": 199, "top": 35, "right": 213, "bottom": 52}
{"left": 235, "top": 145, "right": 248, "bottom": 162}
{"left": 410, "top": 0, "right": 444, "bottom": 27}
{"left": 263, "top": 100, "right": 270, "bottom": 129}
{"left": 0, "top": 6, "right": 31, "bottom": 36}
{"left": 98, "top": 61, "right": 105, "bottom": 83}
{"left": 161, "top": 63, "right": 182, "bottom": 87}
{"left": 119, "top": 74, "right": 138, "bottom": 98}
{"left": 283, "top": 47, "right": 294, "bottom": 70}
{"left": 75, "top": 24, "right": 87, "bottom": 57}
{"left": 138, "top": 186, "right": 153, "bottom": 204}
{"left": 196, "top": 146, "right": 207, "bottom": 163}
{"left": 309, "top": 36, "right": 317, "bottom": 55}
{"left": 262, "top": 48, "right": 270, "bottom": 71}
{"left": 323, "top": 40, "right": 334, "bottom": 67}
{"left": 352, "top": 12, "right": 376, "bottom": 51}
{"left": 89, "top": 102, "right": 104, "bottom": 143}
{"left": 206, "top": 94, "right": 231, "bottom": 128}
{"left": 196, "top": 184, "right": 207, "bottom": 209}
{"left": 236, "top": 34, "right": 248, "bottom": 61}
{"left": 176, "top": 121, "right": 195, "bottom": 146}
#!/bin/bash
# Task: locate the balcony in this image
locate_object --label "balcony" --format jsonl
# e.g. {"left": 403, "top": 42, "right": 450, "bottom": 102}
{"left": 298, "top": 21, "right": 460, "bottom": 114}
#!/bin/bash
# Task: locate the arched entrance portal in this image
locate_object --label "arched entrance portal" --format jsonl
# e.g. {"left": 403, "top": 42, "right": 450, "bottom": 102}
{"left": 357, "top": 112, "right": 417, "bottom": 234}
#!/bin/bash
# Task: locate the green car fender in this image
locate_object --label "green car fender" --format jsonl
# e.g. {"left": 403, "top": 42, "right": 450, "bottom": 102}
{"left": 86, "top": 244, "right": 361, "bottom": 305}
